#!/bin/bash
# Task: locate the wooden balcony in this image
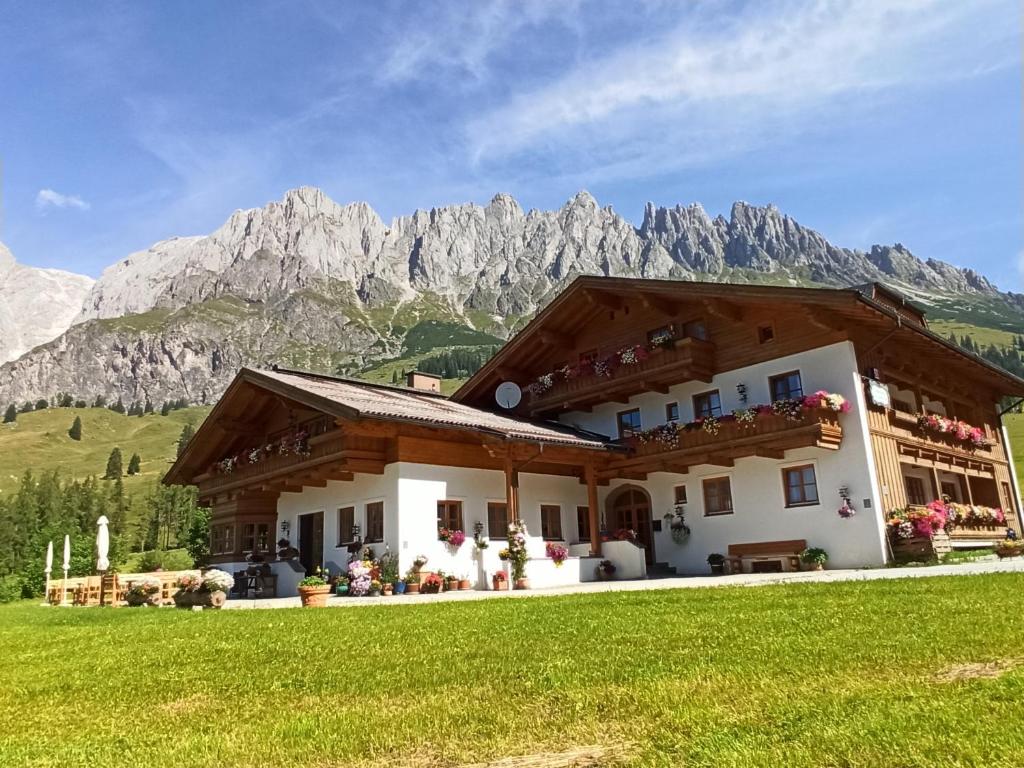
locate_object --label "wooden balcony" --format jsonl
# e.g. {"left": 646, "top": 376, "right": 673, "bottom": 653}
{"left": 528, "top": 338, "right": 716, "bottom": 416}
{"left": 196, "top": 431, "right": 386, "bottom": 496}
{"left": 905, "top": 505, "right": 1008, "bottom": 542}
{"left": 884, "top": 409, "right": 997, "bottom": 459}
{"left": 602, "top": 411, "right": 843, "bottom": 480}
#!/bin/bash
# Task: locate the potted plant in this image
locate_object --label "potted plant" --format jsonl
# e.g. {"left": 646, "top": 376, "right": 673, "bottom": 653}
{"left": 335, "top": 576, "right": 350, "bottom": 596}
{"left": 298, "top": 573, "right": 331, "bottom": 607}
{"left": 347, "top": 560, "right": 372, "bottom": 596}
{"left": 435, "top": 569, "right": 447, "bottom": 589}
{"left": 125, "top": 576, "right": 161, "bottom": 607}
{"left": 596, "top": 560, "right": 616, "bottom": 580}
{"left": 404, "top": 568, "right": 421, "bottom": 594}
{"left": 457, "top": 574, "right": 471, "bottom": 590}
{"left": 507, "top": 520, "right": 530, "bottom": 589}
{"left": 545, "top": 542, "right": 569, "bottom": 567}
{"left": 491, "top": 570, "right": 509, "bottom": 590}
{"left": 173, "top": 573, "right": 203, "bottom": 607}
{"left": 421, "top": 573, "right": 442, "bottom": 594}
{"left": 995, "top": 539, "right": 1023, "bottom": 558}
{"left": 446, "top": 574, "right": 460, "bottom": 592}
{"left": 393, "top": 578, "right": 407, "bottom": 595}
{"left": 707, "top": 553, "right": 726, "bottom": 575}
{"left": 369, "top": 579, "right": 382, "bottom": 597}
{"left": 198, "top": 568, "right": 233, "bottom": 608}
{"left": 800, "top": 547, "right": 828, "bottom": 571}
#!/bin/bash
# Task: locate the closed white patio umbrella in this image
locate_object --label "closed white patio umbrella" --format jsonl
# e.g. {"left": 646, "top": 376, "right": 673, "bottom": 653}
{"left": 61, "top": 534, "right": 71, "bottom": 606}
{"left": 95, "top": 516, "right": 110, "bottom": 572}
{"left": 42, "top": 540, "right": 53, "bottom": 606}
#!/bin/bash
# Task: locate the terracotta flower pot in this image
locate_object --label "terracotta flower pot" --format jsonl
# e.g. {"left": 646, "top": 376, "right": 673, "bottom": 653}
{"left": 458, "top": 579, "right": 471, "bottom": 590}
{"left": 298, "top": 584, "right": 331, "bottom": 608}
{"left": 406, "top": 582, "right": 421, "bottom": 594}
{"left": 514, "top": 578, "right": 530, "bottom": 590}
{"left": 383, "top": 584, "right": 393, "bottom": 596}
{"left": 491, "top": 577, "right": 509, "bottom": 591}
{"left": 446, "top": 579, "right": 459, "bottom": 592}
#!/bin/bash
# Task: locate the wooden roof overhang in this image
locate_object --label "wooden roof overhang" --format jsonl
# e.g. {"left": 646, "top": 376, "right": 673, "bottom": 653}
{"left": 164, "top": 368, "right": 624, "bottom": 500}
{"left": 453, "top": 276, "right": 1024, "bottom": 407}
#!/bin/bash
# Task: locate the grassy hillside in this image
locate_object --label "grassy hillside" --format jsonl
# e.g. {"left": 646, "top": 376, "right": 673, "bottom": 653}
{"left": 0, "top": 406, "right": 210, "bottom": 496}
{"left": 929, "top": 320, "right": 1018, "bottom": 351}
{"left": 1004, "top": 413, "right": 1024, "bottom": 478}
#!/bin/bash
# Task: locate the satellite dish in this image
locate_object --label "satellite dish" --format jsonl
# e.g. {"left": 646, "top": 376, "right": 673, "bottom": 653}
{"left": 495, "top": 381, "right": 522, "bottom": 409}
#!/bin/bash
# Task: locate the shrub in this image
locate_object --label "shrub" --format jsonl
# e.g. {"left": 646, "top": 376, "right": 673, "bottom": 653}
{"left": 202, "top": 569, "right": 234, "bottom": 593}
{"left": 0, "top": 575, "right": 26, "bottom": 603}
{"left": 138, "top": 548, "right": 194, "bottom": 572}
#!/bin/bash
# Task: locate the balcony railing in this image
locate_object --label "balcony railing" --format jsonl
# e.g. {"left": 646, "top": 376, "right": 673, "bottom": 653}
{"left": 527, "top": 338, "right": 716, "bottom": 416}
{"left": 604, "top": 410, "right": 842, "bottom": 477}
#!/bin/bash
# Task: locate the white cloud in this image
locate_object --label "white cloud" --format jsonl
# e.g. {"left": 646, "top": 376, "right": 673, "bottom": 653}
{"left": 467, "top": 0, "right": 1016, "bottom": 176}
{"left": 36, "top": 188, "right": 90, "bottom": 211}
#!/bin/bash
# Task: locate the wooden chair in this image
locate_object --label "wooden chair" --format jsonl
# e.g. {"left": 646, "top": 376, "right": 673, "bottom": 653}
{"left": 74, "top": 576, "right": 102, "bottom": 606}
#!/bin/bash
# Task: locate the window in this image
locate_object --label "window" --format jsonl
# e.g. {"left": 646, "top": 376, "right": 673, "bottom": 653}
{"left": 437, "top": 500, "right": 463, "bottom": 534}
{"left": 683, "top": 319, "right": 708, "bottom": 341}
{"left": 365, "top": 501, "right": 384, "bottom": 542}
{"left": 242, "top": 522, "right": 270, "bottom": 553}
{"left": 1003, "top": 482, "right": 1015, "bottom": 511}
{"left": 666, "top": 402, "right": 679, "bottom": 422}
{"left": 757, "top": 323, "right": 775, "bottom": 344}
{"left": 541, "top": 504, "right": 563, "bottom": 540}
{"left": 770, "top": 371, "right": 803, "bottom": 401}
{"left": 210, "top": 524, "right": 235, "bottom": 555}
{"left": 487, "top": 501, "right": 508, "bottom": 540}
{"left": 576, "top": 505, "right": 591, "bottom": 542}
{"left": 647, "top": 325, "right": 674, "bottom": 346}
{"left": 673, "top": 485, "right": 687, "bottom": 505}
{"left": 702, "top": 477, "right": 733, "bottom": 516}
{"left": 940, "top": 481, "right": 959, "bottom": 502}
{"left": 617, "top": 408, "right": 642, "bottom": 438}
{"left": 783, "top": 465, "right": 819, "bottom": 507}
{"left": 337, "top": 506, "right": 355, "bottom": 545}
{"left": 693, "top": 390, "right": 722, "bottom": 418}
{"left": 905, "top": 476, "right": 927, "bottom": 506}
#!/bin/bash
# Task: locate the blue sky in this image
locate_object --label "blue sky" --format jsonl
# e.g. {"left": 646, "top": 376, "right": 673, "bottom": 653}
{"left": 1, "top": 0, "right": 1020, "bottom": 289}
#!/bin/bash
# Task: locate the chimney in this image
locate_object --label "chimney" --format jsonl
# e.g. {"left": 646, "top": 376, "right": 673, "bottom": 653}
{"left": 406, "top": 371, "right": 441, "bottom": 393}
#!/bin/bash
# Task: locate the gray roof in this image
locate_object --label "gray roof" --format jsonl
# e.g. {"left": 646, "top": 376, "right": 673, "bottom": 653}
{"left": 258, "top": 367, "right": 615, "bottom": 450}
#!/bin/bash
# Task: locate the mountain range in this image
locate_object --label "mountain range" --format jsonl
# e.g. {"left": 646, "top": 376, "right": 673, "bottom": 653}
{"left": 1, "top": 186, "right": 1021, "bottom": 407}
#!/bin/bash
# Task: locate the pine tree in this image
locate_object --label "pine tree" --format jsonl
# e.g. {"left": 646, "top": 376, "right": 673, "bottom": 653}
{"left": 127, "top": 453, "right": 141, "bottom": 475}
{"left": 111, "top": 397, "right": 126, "bottom": 415}
{"left": 177, "top": 423, "right": 196, "bottom": 458}
{"left": 93, "top": 395, "right": 107, "bottom": 408}
{"left": 19, "top": 402, "right": 33, "bottom": 413}
{"left": 391, "top": 370, "right": 399, "bottom": 384}
{"left": 3, "top": 404, "right": 15, "bottom": 424}
{"left": 103, "top": 448, "right": 123, "bottom": 480}
{"left": 35, "top": 399, "right": 48, "bottom": 411}
{"left": 160, "top": 401, "right": 172, "bottom": 416}
{"left": 68, "top": 416, "right": 82, "bottom": 441}
{"left": 144, "top": 399, "right": 154, "bottom": 414}
{"left": 74, "top": 400, "right": 87, "bottom": 409}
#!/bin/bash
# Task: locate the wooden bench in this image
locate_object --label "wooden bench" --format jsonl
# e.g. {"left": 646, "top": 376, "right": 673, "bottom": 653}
{"left": 726, "top": 539, "right": 807, "bottom": 574}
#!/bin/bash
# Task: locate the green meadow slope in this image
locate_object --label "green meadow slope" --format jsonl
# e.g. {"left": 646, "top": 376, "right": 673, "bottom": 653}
{"left": 0, "top": 406, "right": 211, "bottom": 497}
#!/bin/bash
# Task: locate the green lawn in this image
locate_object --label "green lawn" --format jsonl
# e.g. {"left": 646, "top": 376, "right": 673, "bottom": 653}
{"left": 1004, "top": 413, "right": 1024, "bottom": 477}
{"left": 2, "top": 575, "right": 1024, "bottom": 768}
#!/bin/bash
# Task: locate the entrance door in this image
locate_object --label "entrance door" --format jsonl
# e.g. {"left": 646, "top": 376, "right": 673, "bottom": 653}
{"left": 298, "top": 511, "right": 324, "bottom": 576}
{"left": 608, "top": 487, "right": 655, "bottom": 565}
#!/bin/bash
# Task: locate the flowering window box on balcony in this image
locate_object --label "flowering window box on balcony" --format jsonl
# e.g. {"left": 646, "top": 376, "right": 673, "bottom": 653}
{"left": 527, "top": 338, "right": 716, "bottom": 416}
{"left": 604, "top": 398, "right": 845, "bottom": 478}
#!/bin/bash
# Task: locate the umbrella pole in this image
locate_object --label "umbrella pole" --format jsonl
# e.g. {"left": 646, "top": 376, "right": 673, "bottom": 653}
{"left": 42, "top": 574, "right": 50, "bottom": 607}
{"left": 61, "top": 569, "right": 69, "bottom": 606}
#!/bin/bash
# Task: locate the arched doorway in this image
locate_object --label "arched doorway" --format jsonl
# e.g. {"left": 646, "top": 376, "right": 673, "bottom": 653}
{"left": 606, "top": 485, "right": 655, "bottom": 565}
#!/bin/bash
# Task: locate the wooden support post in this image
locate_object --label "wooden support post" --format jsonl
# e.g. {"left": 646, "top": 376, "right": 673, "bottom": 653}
{"left": 930, "top": 466, "right": 942, "bottom": 502}
{"left": 505, "top": 458, "right": 520, "bottom": 523}
{"left": 586, "top": 464, "right": 601, "bottom": 557}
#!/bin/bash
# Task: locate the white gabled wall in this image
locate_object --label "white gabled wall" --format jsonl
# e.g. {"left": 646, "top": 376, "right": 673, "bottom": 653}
{"left": 573, "top": 340, "right": 886, "bottom": 572}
